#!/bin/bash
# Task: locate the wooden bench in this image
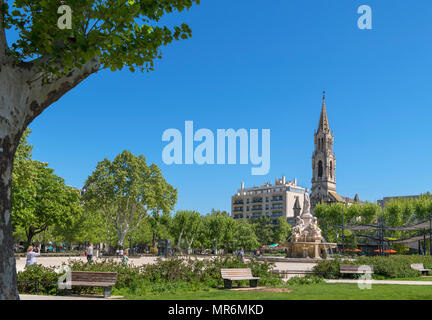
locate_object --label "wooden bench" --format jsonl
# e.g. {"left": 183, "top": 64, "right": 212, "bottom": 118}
{"left": 411, "top": 264, "right": 432, "bottom": 275}
{"left": 340, "top": 265, "right": 374, "bottom": 274}
{"left": 64, "top": 271, "right": 117, "bottom": 298}
{"left": 220, "top": 268, "right": 260, "bottom": 289}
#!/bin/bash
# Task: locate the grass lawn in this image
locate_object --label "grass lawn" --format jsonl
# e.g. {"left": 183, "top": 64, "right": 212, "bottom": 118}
{"left": 125, "top": 283, "right": 432, "bottom": 300}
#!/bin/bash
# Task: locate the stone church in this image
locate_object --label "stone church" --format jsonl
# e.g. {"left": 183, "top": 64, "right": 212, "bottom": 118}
{"left": 310, "top": 92, "right": 359, "bottom": 210}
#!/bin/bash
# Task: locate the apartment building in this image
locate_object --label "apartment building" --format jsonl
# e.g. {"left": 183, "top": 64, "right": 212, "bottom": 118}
{"left": 231, "top": 176, "right": 307, "bottom": 225}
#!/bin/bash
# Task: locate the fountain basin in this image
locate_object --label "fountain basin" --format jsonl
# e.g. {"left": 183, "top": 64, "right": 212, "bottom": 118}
{"left": 285, "top": 241, "right": 337, "bottom": 259}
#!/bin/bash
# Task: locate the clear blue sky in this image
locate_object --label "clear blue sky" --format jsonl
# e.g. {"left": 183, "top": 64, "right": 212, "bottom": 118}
{"left": 20, "top": 0, "right": 432, "bottom": 214}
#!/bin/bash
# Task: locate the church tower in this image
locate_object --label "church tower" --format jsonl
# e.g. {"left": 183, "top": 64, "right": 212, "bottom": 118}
{"left": 311, "top": 92, "right": 338, "bottom": 209}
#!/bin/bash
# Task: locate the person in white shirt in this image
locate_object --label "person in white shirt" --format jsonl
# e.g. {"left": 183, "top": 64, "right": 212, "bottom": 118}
{"left": 25, "top": 246, "right": 40, "bottom": 268}
{"left": 86, "top": 243, "right": 94, "bottom": 262}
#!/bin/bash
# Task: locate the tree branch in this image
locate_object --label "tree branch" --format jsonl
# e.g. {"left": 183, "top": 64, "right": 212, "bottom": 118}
{"left": 24, "top": 57, "right": 101, "bottom": 128}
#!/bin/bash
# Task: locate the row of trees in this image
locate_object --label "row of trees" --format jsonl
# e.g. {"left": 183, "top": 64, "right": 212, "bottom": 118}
{"left": 314, "top": 194, "right": 432, "bottom": 251}
{"left": 12, "top": 130, "right": 82, "bottom": 249}
{"left": 169, "top": 210, "right": 291, "bottom": 253}
{"left": 14, "top": 130, "right": 432, "bottom": 255}
{"left": 12, "top": 131, "right": 291, "bottom": 254}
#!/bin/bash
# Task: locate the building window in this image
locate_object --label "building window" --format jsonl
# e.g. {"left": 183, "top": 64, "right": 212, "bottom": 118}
{"left": 330, "top": 161, "right": 333, "bottom": 179}
{"left": 318, "top": 160, "right": 323, "bottom": 178}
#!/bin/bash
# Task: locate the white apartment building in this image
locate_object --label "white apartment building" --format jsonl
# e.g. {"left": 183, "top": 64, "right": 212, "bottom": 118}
{"left": 231, "top": 176, "right": 307, "bottom": 224}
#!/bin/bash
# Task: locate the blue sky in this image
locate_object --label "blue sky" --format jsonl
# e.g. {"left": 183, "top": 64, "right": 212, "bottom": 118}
{"left": 17, "top": 0, "right": 432, "bottom": 214}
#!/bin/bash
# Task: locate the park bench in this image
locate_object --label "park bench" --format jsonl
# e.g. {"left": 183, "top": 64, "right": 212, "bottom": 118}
{"left": 220, "top": 268, "right": 260, "bottom": 289}
{"left": 340, "top": 265, "right": 374, "bottom": 275}
{"left": 66, "top": 271, "right": 118, "bottom": 298}
{"left": 411, "top": 264, "right": 431, "bottom": 275}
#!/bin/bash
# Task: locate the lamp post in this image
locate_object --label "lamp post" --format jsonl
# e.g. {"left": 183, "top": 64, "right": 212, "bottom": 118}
{"left": 342, "top": 215, "right": 345, "bottom": 255}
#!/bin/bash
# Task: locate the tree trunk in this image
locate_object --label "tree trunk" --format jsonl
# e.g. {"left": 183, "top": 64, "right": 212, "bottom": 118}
{"left": 177, "top": 231, "right": 183, "bottom": 250}
{"left": 214, "top": 239, "right": 218, "bottom": 255}
{"left": 117, "top": 230, "right": 127, "bottom": 249}
{"left": 25, "top": 228, "right": 35, "bottom": 251}
{"left": 152, "top": 231, "right": 157, "bottom": 248}
{"left": 0, "top": 149, "right": 19, "bottom": 300}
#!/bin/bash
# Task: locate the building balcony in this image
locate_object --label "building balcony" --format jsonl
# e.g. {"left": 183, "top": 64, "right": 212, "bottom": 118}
{"left": 233, "top": 208, "right": 243, "bottom": 212}
{"left": 252, "top": 206, "right": 262, "bottom": 211}
{"left": 233, "top": 200, "right": 244, "bottom": 205}
{"left": 271, "top": 196, "right": 283, "bottom": 202}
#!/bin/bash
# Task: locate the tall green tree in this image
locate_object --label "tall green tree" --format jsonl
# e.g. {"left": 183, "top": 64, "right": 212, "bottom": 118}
{"left": 12, "top": 131, "right": 82, "bottom": 249}
{"left": 205, "top": 209, "right": 232, "bottom": 254}
{"left": 170, "top": 210, "right": 202, "bottom": 252}
{"left": 273, "top": 216, "right": 292, "bottom": 243}
{"left": 0, "top": 0, "right": 199, "bottom": 299}
{"left": 252, "top": 217, "right": 274, "bottom": 245}
{"left": 314, "top": 202, "right": 381, "bottom": 247}
{"left": 83, "top": 150, "right": 177, "bottom": 249}
{"left": 129, "top": 217, "right": 153, "bottom": 248}
{"left": 231, "top": 219, "right": 259, "bottom": 251}
{"left": 13, "top": 160, "right": 82, "bottom": 248}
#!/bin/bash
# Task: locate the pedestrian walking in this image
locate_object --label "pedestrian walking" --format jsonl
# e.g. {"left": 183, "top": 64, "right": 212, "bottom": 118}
{"left": 86, "top": 243, "right": 94, "bottom": 262}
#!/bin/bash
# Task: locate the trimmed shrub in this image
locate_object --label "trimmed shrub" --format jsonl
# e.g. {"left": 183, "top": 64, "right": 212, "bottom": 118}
{"left": 17, "top": 265, "right": 64, "bottom": 295}
{"left": 63, "top": 256, "right": 282, "bottom": 296}
{"left": 312, "top": 258, "right": 353, "bottom": 279}
{"left": 313, "top": 255, "right": 432, "bottom": 279}
{"left": 287, "top": 276, "right": 325, "bottom": 286}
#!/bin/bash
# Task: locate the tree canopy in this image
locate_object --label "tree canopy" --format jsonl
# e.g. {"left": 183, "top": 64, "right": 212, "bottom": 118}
{"left": 83, "top": 150, "right": 177, "bottom": 248}
{"left": 12, "top": 129, "right": 82, "bottom": 248}
{"left": 2, "top": 0, "right": 199, "bottom": 74}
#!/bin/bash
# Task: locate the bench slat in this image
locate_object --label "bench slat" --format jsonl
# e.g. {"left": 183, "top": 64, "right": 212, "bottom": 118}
{"left": 340, "top": 265, "right": 374, "bottom": 274}
{"left": 411, "top": 264, "right": 431, "bottom": 272}
{"left": 220, "top": 268, "right": 260, "bottom": 280}
{"left": 71, "top": 281, "right": 115, "bottom": 287}
{"left": 70, "top": 271, "right": 118, "bottom": 286}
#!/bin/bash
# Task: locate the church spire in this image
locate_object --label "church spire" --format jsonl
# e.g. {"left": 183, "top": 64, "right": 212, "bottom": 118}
{"left": 318, "top": 90, "right": 330, "bottom": 133}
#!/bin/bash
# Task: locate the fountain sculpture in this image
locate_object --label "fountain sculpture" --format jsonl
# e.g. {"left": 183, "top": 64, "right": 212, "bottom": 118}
{"left": 284, "top": 193, "right": 337, "bottom": 259}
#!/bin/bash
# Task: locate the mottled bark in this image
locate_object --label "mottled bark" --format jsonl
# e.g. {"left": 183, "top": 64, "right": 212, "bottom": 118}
{"left": 0, "top": 148, "right": 18, "bottom": 300}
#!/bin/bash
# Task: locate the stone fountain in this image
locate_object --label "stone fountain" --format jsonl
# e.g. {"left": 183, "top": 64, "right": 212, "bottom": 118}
{"left": 284, "top": 194, "right": 337, "bottom": 259}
